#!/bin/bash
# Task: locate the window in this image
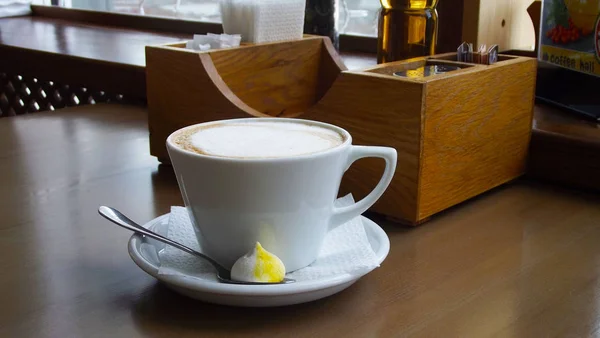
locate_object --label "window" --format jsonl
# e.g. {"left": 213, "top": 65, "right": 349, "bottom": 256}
{"left": 34, "top": 0, "right": 381, "bottom": 37}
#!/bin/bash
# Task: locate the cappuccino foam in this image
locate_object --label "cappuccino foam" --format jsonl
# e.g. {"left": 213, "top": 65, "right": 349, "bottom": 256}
{"left": 173, "top": 121, "right": 345, "bottom": 158}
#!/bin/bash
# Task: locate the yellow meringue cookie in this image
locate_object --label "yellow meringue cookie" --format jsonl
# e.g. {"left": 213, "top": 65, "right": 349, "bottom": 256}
{"left": 231, "top": 242, "right": 286, "bottom": 283}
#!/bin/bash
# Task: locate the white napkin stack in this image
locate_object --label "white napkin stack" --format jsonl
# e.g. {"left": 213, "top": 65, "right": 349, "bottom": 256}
{"left": 158, "top": 195, "right": 380, "bottom": 282}
{"left": 185, "top": 33, "right": 241, "bottom": 51}
{"left": 219, "top": 0, "right": 306, "bottom": 43}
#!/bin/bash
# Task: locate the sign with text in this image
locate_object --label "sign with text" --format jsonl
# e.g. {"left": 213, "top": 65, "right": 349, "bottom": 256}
{"left": 540, "top": 0, "right": 600, "bottom": 77}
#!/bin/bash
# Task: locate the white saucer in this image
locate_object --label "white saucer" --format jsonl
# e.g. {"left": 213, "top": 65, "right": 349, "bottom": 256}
{"left": 128, "top": 214, "right": 390, "bottom": 307}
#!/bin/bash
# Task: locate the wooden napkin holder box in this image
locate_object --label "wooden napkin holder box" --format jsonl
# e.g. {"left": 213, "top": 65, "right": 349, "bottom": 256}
{"left": 146, "top": 37, "right": 537, "bottom": 225}
{"left": 146, "top": 35, "right": 346, "bottom": 162}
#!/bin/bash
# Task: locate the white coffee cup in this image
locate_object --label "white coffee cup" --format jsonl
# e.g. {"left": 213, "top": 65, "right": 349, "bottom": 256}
{"left": 166, "top": 118, "right": 397, "bottom": 272}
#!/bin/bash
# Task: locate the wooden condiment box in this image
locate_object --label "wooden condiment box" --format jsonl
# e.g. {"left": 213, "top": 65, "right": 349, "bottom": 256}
{"left": 146, "top": 36, "right": 537, "bottom": 225}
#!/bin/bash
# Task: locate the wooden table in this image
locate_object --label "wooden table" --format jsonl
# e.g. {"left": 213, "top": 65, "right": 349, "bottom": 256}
{"left": 2, "top": 103, "right": 600, "bottom": 337}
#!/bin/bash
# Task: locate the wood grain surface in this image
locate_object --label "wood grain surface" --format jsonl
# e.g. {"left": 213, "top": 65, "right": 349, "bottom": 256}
{"left": 462, "top": 0, "right": 536, "bottom": 51}
{"left": 420, "top": 55, "right": 537, "bottom": 219}
{"left": 527, "top": 1, "right": 542, "bottom": 53}
{"left": 307, "top": 54, "right": 537, "bottom": 223}
{"left": 146, "top": 36, "right": 345, "bottom": 162}
{"left": 209, "top": 37, "right": 330, "bottom": 116}
{"left": 2, "top": 103, "right": 600, "bottom": 337}
{"left": 305, "top": 72, "right": 424, "bottom": 223}
{"left": 344, "top": 52, "right": 600, "bottom": 196}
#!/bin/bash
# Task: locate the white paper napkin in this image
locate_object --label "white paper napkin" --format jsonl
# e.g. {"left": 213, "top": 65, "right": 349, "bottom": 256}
{"left": 158, "top": 194, "right": 380, "bottom": 282}
{"left": 220, "top": 0, "right": 305, "bottom": 43}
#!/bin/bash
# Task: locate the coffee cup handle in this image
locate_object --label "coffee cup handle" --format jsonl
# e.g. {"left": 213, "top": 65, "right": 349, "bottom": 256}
{"left": 329, "top": 146, "right": 397, "bottom": 229}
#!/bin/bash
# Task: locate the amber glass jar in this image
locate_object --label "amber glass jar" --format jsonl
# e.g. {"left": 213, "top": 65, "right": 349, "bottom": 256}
{"left": 377, "top": 0, "right": 439, "bottom": 63}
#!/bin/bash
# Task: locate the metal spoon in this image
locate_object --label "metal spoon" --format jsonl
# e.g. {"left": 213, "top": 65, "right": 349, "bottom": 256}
{"left": 98, "top": 206, "right": 295, "bottom": 285}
